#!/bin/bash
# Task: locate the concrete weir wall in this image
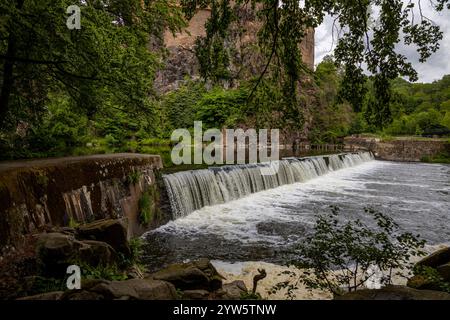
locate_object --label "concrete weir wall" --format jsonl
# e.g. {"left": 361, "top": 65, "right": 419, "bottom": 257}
{"left": 0, "top": 154, "right": 163, "bottom": 248}
{"left": 344, "top": 136, "right": 450, "bottom": 162}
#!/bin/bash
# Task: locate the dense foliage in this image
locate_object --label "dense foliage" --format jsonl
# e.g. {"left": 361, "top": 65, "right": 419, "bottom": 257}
{"left": 271, "top": 206, "right": 425, "bottom": 298}
{"left": 0, "top": 0, "right": 184, "bottom": 159}
{"left": 1, "top": 1, "right": 449, "bottom": 162}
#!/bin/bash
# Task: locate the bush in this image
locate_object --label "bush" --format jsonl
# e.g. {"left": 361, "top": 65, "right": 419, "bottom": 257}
{"left": 195, "top": 87, "right": 248, "bottom": 129}
{"left": 275, "top": 207, "right": 426, "bottom": 298}
{"left": 78, "top": 262, "right": 127, "bottom": 281}
{"left": 412, "top": 265, "right": 450, "bottom": 293}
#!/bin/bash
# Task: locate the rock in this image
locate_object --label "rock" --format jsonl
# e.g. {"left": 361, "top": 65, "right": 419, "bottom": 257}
{"left": 78, "top": 240, "right": 117, "bottom": 267}
{"left": 18, "top": 291, "right": 64, "bottom": 300}
{"left": 407, "top": 275, "right": 441, "bottom": 291}
{"left": 80, "top": 279, "right": 109, "bottom": 290}
{"left": 150, "top": 259, "right": 225, "bottom": 291}
{"left": 76, "top": 219, "right": 131, "bottom": 258}
{"left": 182, "top": 289, "right": 210, "bottom": 300}
{"left": 63, "top": 290, "right": 104, "bottom": 300}
{"left": 192, "top": 258, "right": 225, "bottom": 290}
{"left": 220, "top": 280, "right": 248, "bottom": 300}
{"left": 36, "top": 233, "right": 81, "bottom": 275}
{"left": 335, "top": 285, "right": 450, "bottom": 300}
{"left": 36, "top": 232, "right": 120, "bottom": 274}
{"left": 151, "top": 264, "right": 210, "bottom": 290}
{"left": 133, "top": 279, "right": 178, "bottom": 300}
{"left": 90, "top": 279, "right": 177, "bottom": 300}
{"left": 437, "top": 262, "right": 450, "bottom": 282}
{"left": 416, "top": 247, "right": 450, "bottom": 268}
{"left": 59, "top": 227, "right": 76, "bottom": 235}
{"left": 90, "top": 280, "right": 139, "bottom": 299}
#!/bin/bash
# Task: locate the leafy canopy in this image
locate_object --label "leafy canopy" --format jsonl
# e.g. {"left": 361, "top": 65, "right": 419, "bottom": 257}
{"left": 0, "top": 0, "right": 185, "bottom": 127}
{"left": 185, "top": 0, "right": 450, "bottom": 129}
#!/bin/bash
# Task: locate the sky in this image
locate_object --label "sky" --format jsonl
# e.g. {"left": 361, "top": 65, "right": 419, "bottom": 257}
{"left": 314, "top": 2, "right": 450, "bottom": 83}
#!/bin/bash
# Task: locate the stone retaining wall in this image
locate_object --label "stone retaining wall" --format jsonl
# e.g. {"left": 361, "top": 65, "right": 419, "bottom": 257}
{"left": 0, "top": 154, "right": 164, "bottom": 249}
{"left": 344, "top": 136, "right": 450, "bottom": 162}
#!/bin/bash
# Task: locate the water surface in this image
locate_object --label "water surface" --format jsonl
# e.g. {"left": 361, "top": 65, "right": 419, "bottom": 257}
{"left": 142, "top": 160, "right": 450, "bottom": 270}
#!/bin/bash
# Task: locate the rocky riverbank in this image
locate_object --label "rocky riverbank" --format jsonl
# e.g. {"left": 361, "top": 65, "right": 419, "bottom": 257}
{"left": 0, "top": 218, "right": 252, "bottom": 300}
{"left": 213, "top": 244, "right": 450, "bottom": 300}
{"left": 2, "top": 216, "right": 450, "bottom": 300}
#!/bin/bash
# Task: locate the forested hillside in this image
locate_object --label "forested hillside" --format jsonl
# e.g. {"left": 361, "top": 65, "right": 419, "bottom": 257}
{"left": 1, "top": 1, "right": 449, "bottom": 162}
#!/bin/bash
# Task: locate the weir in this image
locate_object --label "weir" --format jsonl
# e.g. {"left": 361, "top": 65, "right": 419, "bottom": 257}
{"left": 163, "top": 152, "right": 374, "bottom": 219}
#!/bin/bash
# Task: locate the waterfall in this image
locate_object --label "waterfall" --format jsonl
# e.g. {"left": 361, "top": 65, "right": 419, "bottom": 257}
{"left": 163, "top": 152, "right": 374, "bottom": 219}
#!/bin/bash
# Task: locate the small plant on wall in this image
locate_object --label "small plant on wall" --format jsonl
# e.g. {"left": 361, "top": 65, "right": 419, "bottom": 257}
{"left": 138, "top": 186, "right": 161, "bottom": 227}
{"left": 138, "top": 191, "right": 152, "bottom": 226}
{"left": 127, "top": 170, "right": 141, "bottom": 185}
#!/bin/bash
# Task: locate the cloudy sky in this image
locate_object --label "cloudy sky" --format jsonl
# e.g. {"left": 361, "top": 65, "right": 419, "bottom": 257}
{"left": 314, "top": 2, "right": 450, "bottom": 83}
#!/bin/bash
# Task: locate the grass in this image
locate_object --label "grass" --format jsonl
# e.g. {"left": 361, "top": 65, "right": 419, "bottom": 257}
{"left": 421, "top": 151, "right": 450, "bottom": 164}
{"left": 68, "top": 216, "right": 80, "bottom": 228}
{"left": 28, "top": 276, "right": 67, "bottom": 295}
{"left": 127, "top": 170, "right": 141, "bottom": 185}
{"left": 138, "top": 191, "right": 152, "bottom": 226}
{"left": 79, "top": 262, "right": 127, "bottom": 281}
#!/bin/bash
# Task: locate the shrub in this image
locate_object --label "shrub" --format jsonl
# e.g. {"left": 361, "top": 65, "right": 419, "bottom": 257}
{"left": 274, "top": 206, "right": 426, "bottom": 298}
{"left": 412, "top": 265, "right": 450, "bottom": 293}
{"left": 78, "top": 262, "right": 127, "bottom": 281}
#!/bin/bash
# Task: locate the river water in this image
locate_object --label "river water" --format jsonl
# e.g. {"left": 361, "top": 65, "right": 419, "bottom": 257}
{"left": 142, "top": 160, "right": 450, "bottom": 271}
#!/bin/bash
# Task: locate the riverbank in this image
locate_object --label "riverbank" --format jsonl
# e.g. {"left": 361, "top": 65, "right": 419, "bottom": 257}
{"left": 213, "top": 244, "right": 450, "bottom": 300}
{"left": 344, "top": 135, "right": 450, "bottom": 162}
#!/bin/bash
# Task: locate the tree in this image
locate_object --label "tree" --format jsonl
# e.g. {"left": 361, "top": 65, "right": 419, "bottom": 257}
{"left": 271, "top": 206, "right": 425, "bottom": 298}
{"left": 186, "top": 0, "right": 450, "bottom": 129}
{"left": 0, "top": 0, "right": 186, "bottom": 128}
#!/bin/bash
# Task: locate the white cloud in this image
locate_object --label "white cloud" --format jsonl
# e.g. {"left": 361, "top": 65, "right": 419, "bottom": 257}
{"left": 314, "top": 3, "right": 450, "bottom": 83}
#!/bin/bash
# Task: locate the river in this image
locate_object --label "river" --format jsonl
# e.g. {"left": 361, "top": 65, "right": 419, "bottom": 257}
{"left": 142, "top": 159, "right": 450, "bottom": 271}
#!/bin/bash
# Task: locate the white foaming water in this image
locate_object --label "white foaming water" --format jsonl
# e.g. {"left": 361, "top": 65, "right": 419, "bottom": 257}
{"left": 155, "top": 155, "right": 381, "bottom": 244}
{"left": 163, "top": 152, "right": 374, "bottom": 219}
{"left": 143, "top": 157, "right": 449, "bottom": 270}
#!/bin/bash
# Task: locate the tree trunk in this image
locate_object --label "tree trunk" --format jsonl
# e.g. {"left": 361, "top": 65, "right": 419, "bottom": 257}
{"left": 0, "top": 0, "right": 24, "bottom": 122}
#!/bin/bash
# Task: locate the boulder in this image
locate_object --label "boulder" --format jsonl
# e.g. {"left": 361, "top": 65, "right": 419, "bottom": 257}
{"left": 76, "top": 219, "right": 131, "bottom": 258}
{"left": 193, "top": 258, "right": 225, "bottom": 291}
{"left": 150, "top": 259, "right": 225, "bottom": 291}
{"left": 436, "top": 262, "right": 450, "bottom": 282}
{"left": 90, "top": 279, "right": 177, "bottom": 300}
{"left": 182, "top": 290, "right": 210, "bottom": 300}
{"left": 132, "top": 279, "right": 178, "bottom": 300}
{"left": 78, "top": 240, "right": 117, "bottom": 267}
{"left": 335, "top": 285, "right": 450, "bottom": 300}
{"left": 36, "top": 232, "right": 120, "bottom": 275}
{"left": 80, "top": 279, "right": 109, "bottom": 290}
{"left": 220, "top": 280, "right": 248, "bottom": 300}
{"left": 407, "top": 275, "right": 441, "bottom": 291}
{"left": 416, "top": 247, "right": 450, "bottom": 268}
{"left": 36, "top": 233, "right": 81, "bottom": 275}
{"left": 90, "top": 280, "right": 139, "bottom": 299}
{"left": 63, "top": 290, "right": 104, "bottom": 300}
{"left": 17, "top": 291, "right": 64, "bottom": 300}
{"left": 151, "top": 264, "right": 210, "bottom": 290}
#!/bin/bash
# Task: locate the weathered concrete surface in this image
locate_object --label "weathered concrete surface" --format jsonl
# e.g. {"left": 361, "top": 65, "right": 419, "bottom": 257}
{"left": 0, "top": 154, "right": 163, "bottom": 249}
{"left": 344, "top": 136, "right": 450, "bottom": 162}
